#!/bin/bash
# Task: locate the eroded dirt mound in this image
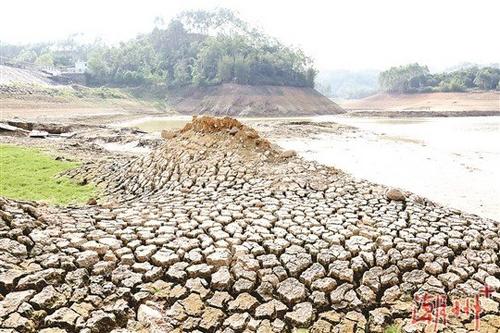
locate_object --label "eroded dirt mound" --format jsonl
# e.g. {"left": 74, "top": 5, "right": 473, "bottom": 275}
{"left": 178, "top": 116, "right": 271, "bottom": 150}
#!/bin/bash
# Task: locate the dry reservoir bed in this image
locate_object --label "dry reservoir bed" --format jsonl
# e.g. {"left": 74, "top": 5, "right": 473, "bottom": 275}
{"left": 0, "top": 117, "right": 499, "bottom": 333}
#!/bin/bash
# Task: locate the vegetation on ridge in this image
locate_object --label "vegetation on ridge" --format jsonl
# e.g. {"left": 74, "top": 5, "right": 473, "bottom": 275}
{"left": 379, "top": 63, "right": 500, "bottom": 94}
{"left": 1, "top": 9, "right": 317, "bottom": 89}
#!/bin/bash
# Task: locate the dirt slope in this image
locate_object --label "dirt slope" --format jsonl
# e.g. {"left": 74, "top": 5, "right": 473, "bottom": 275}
{"left": 340, "top": 91, "right": 500, "bottom": 113}
{"left": 168, "top": 83, "right": 345, "bottom": 117}
{"left": 0, "top": 65, "right": 55, "bottom": 85}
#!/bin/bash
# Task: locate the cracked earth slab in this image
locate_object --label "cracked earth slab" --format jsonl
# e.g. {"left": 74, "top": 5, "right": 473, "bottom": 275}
{"left": 0, "top": 116, "right": 499, "bottom": 332}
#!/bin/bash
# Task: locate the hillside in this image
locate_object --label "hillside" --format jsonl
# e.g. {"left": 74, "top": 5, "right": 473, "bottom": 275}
{"left": 0, "top": 65, "right": 55, "bottom": 85}
{"left": 168, "top": 83, "right": 344, "bottom": 117}
{"left": 0, "top": 82, "right": 162, "bottom": 123}
{"left": 340, "top": 91, "right": 500, "bottom": 113}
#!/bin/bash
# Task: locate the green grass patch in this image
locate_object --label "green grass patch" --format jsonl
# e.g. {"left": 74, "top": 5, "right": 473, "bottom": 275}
{"left": 384, "top": 324, "right": 402, "bottom": 333}
{"left": 0, "top": 144, "right": 97, "bottom": 205}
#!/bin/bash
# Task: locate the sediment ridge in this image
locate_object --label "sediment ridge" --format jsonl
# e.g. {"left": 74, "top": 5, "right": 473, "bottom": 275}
{"left": 0, "top": 117, "right": 499, "bottom": 332}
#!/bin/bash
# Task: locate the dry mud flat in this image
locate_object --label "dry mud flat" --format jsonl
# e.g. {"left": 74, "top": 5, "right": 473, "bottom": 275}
{"left": 1, "top": 117, "right": 499, "bottom": 333}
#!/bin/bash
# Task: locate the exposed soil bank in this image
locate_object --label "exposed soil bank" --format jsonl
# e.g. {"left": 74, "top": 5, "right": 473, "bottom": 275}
{"left": 340, "top": 91, "right": 500, "bottom": 115}
{"left": 167, "top": 83, "right": 345, "bottom": 117}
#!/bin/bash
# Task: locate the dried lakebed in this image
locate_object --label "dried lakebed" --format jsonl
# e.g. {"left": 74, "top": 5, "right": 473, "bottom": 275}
{"left": 0, "top": 117, "right": 499, "bottom": 333}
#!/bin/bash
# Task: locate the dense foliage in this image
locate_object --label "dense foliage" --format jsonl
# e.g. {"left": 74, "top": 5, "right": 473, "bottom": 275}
{"left": 1, "top": 9, "right": 316, "bottom": 88}
{"left": 379, "top": 63, "right": 500, "bottom": 93}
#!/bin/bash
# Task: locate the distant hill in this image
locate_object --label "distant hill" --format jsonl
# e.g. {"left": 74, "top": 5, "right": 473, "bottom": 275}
{"left": 315, "top": 69, "right": 379, "bottom": 99}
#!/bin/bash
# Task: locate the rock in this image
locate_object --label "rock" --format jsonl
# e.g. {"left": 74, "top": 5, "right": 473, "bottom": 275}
{"left": 30, "top": 285, "right": 67, "bottom": 310}
{"left": 328, "top": 261, "right": 354, "bottom": 283}
{"left": 134, "top": 245, "right": 157, "bottom": 262}
{"left": 0, "top": 290, "right": 36, "bottom": 317}
{"left": 0, "top": 239, "right": 27, "bottom": 257}
{"left": 225, "top": 313, "right": 250, "bottom": 331}
{"left": 309, "top": 291, "right": 329, "bottom": 308}
{"left": 330, "top": 283, "right": 357, "bottom": 310}
{"left": 180, "top": 293, "right": 205, "bottom": 316}
{"left": 70, "top": 302, "right": 94, "bottom": 318}
{"left": 207, "top": 291, "right": 233, "bottom": 309}
{"left": 45, "top": 307, "right": 80, "bottom": 329}
{"left": 2, "top": 312, "right": 36, "bottom": 332}
{"left": 284, "top": 302, "right": 314, "bottom": 327}
{"left": 165, "top": 263, "right": 187, "bottom": 282}
{"left": 255, "top": 300, "right": 288, "bottom": 319}
{"left": 281, "top": 150, "right": 297, "bottom": 158}
{"left": 199, "top": 307, "right": 225, "bottom": 331}
{"left": 211, "top": 267, "right": 233, "bottom": 290}
{"left": 481, "top": 298, "right": 499, "bottom": 314}
{"left": 0, "top": 269, "right": 27, "bottom": 291}
{"left": 277, "top": 278, "right": 307, "bottom": 306}
{"left": 206, "top": 249, "right": 232, "bottom": 267}
{"left": 357, "top": 285, "right": 377, "bottom": 306}
{"left": 228, "top": 127, "right": 239, "bottom": 135}
{"left": 310, "top": 319, "right": 334, "bottom": 333}
{"left": 65, "top": 269, "right": 88, "bottom": 288}
{"left": 368, "top": 307, "right": 391, "bottom": 333}
{"left": 16, "top": 269, "right": 65, "bottom": 291}
{"left": 311, "top": 277, "right": 337, "bottom": 293}
{"left": 111, "top": 266, "right": 142, "bottom": 288}
{"left": 87, "top": 198, "right": 97, "bottom": 205}
{"left": 386, "top": 188, "right": 406, "bottom": 201}
{"left": 85, "top": 310, "right": 116, "bottom": 333}
{"left": 76, "top": 251, "right": 100, "bottom": 268}
{"left": 98, "top": 238, "right": 122, "bottom": 250}
{"left": 137, "top": 304, "right": 162, "bottom": 322}
{"left": 228, "top": 293, "right": 259, "bottom": 312}
{"left": 485, "top": 276, "right": 500, "bottom": 291}
{"left": 300, "top": 263, "right": 326, "bottom": 286}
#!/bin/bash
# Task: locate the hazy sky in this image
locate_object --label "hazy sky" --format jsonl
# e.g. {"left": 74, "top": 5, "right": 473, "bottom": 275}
{"left": 1, "top": 0, "right": 499, "bottom": 71}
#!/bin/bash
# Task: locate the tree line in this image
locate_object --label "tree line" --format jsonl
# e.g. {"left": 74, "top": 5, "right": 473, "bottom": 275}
{"left": 379, "top": 63, "right": 500, "bottom": 93}
{"left": 1, "top": 9, "right": 317, "bottom": 89}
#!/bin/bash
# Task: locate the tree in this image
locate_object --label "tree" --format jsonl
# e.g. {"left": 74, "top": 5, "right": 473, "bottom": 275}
{"left": 27, "top": 8, "right": 318, "bottom": 89}
{"left": 15, "top": 50, "right": 37, "bottom": 64}
{"left": 379, "top": 63, "right": 430, "bottom": 93}
{"left": 35, "top": 53, "right": 54, "bottom": 67}
{"left": 474, "top": 68, "right": 500, "bottom": 90}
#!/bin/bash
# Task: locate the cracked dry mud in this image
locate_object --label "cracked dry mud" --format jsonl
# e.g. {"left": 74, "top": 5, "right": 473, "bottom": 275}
{"left": 1, "top": 116, "right": 499, "bottom": 333}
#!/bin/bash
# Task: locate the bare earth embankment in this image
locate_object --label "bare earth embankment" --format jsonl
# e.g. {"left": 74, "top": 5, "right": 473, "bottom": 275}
{"left": 168, "top": 83, "right": 344, "bottom": 117}
{"left": 340, "top": 91, "right": 500, "bottom": 117}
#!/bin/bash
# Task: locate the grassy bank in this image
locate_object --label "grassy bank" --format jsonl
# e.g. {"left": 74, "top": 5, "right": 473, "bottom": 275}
{"left": 0, "top": 144, "right": 96, "bottom": 205}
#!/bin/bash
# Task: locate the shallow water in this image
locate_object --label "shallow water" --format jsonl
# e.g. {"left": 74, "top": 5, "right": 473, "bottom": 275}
{"left": 277, "top": 116, "right": 500, "bottom": 221}
{"left": 124, "top": 115, "right": 500, "bottom": 221}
